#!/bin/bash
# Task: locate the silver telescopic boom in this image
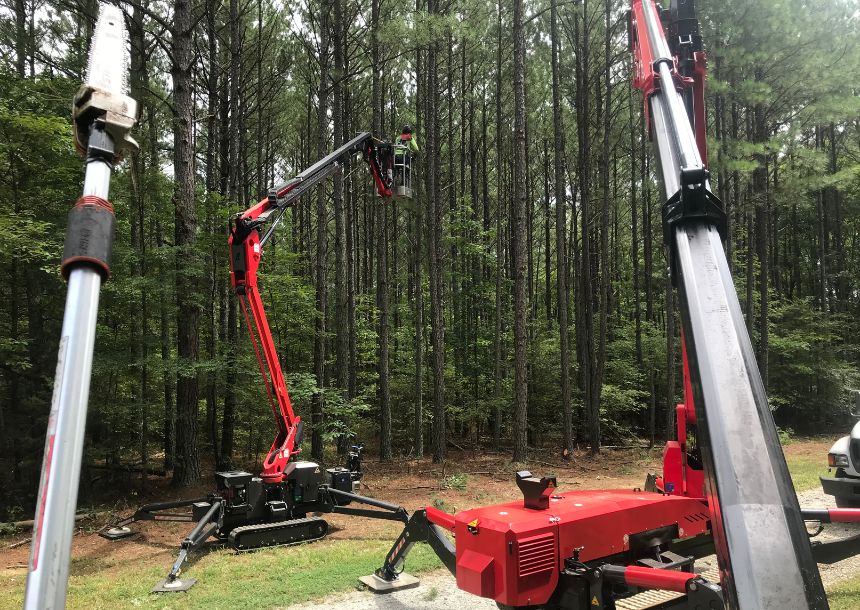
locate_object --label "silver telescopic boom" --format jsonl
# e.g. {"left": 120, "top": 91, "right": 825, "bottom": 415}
{"left": 638, "top": 0, "right": 828, "bottom": 607}
{"left": 24, "top": 237, "right": 104, "bottom": 610}
{"left": 24, "top": 4, "right": 137, "bottom": 608}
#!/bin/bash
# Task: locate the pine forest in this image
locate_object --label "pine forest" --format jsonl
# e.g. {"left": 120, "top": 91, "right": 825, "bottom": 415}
{"left": 1, "top": 0, "right": 860, "bottom": 515}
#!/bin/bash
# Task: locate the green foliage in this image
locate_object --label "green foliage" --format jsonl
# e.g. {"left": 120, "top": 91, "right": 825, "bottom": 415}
{"left": 442, "top": 472, "right": 468, "bottom": 490}
{"left": 777, "top": 427, "right": 793, "bottom": 446}
{"left": 768, "top": 300, "right": 858, "bottom": 430}
{"left": 431, "top": 497, "right": 450, "bottom": 512}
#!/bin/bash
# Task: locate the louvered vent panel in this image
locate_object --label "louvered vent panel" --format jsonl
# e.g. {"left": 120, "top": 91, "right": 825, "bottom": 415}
{"left": 684, "top": 511, "right": 708, "bottom": 523}
{"left": 517, "top": 532, "right": 555, "bottom": 578}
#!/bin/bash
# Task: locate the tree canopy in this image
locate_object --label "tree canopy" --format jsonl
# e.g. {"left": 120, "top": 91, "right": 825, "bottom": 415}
{"left": 1, "top": 0, "right": 859, "bottom": 517}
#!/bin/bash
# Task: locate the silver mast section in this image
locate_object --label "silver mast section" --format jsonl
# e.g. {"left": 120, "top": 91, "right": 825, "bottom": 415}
{"left": 638, "top": 0, "right": 827, "bottom": 607}
{"left": 25, "top": 4, "right": 137, "bottom": 608}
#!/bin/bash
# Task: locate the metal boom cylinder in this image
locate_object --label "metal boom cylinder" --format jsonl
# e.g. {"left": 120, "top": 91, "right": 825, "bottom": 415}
{"left": 632, "top": 0, "right": 828, "bottom": 607}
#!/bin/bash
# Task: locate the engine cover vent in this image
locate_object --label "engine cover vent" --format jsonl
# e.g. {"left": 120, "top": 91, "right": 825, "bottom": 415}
{"left": 517, "top": 532, "right": 556, "bottom": 578}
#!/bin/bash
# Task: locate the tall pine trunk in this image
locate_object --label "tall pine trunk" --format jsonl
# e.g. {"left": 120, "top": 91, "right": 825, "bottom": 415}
{"left": 333, "top": 0, "right": 348, "bottom": 396}
{"left": 492, "top": 0, "right": 504, "bottom": 448}
{"left": 412, "top": 13, "right": 424, "bottom": 456}
{"left": 551, "top": 0, "right": 572, "bottom": 455}
{"left": 511, "top": 0, "right": 528, "bottom": 462}
{"left": 171, "top": 0, "right": 200, "bottom": 486}
{"left": 312, "top": 0, "right": 331, "bottom": 461}
{"left": 427, "top": 0, "right": 446, "bottom": 463}
{"left": 753, "top": 92, "right": 769, "bottom": 389}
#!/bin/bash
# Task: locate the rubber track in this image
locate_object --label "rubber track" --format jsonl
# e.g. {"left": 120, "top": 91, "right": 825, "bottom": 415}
{"left": 228, "top": 516, "right": 329, "bottom": 550}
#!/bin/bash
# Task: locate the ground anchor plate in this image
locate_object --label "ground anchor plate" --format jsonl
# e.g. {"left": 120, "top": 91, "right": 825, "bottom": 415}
{"left": 152, "top": 578, "right": 197, "bottom": 593}
{"left": 359, "top": 572, "right": 420, "bottom": 593}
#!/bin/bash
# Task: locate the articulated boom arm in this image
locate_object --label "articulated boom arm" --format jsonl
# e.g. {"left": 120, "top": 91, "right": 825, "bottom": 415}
{"left": 229, "top": 132, "right": 393, "bottom": 483}
{"left": 630, "top": 1, "right": 828, "bottom": 608}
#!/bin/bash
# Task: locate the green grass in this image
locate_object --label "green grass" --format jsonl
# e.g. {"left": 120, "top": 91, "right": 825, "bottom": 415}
{"left": 0, "top": 539, "right": 442, "bottom": 610}
{"left": 827, "top": 575, "right": 860, "bottom": 610}
{"left": 785, "top": 453, "right": 829, "bottom": 492}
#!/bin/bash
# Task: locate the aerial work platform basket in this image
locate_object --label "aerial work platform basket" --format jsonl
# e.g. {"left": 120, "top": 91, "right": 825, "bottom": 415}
{"left": 392, "top": 143, "right": 412, "bottom": 199}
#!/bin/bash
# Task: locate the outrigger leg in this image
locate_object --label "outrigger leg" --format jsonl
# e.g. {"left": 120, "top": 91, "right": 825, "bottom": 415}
{"left": 151, "top": 499, "right": 224, "bottom": 592}
{"left": 361, "top": 507, "right": 455, "bottom": 593}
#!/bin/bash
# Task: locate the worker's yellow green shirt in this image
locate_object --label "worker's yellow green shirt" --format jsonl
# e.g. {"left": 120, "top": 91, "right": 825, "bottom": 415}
{"left": 401, "top": 137, "right": 419, "bottom": 153}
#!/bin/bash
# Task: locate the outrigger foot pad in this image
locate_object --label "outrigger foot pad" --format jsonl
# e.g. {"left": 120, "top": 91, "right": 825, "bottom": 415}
{"left": 359, "top": 572, "right": 419, "bottom": 593}
{"left": 100, "top": 526, "right": 136, "bottom": 540}
{"left": 152, "top": 578, "right": 197, "bottom": 593}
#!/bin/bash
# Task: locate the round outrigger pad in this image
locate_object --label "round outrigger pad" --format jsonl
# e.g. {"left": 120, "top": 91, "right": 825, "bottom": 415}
{"left": 100, "top": 526, "right": 136, "bottom": 540}
{"left": 152, "top": 578, "right": 197, "bottom": 593}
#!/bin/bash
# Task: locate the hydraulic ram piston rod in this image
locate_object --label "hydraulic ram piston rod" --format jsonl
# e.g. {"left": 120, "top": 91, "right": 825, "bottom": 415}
{"left": 634, "top": 0, "right": 828, "bottom": 607}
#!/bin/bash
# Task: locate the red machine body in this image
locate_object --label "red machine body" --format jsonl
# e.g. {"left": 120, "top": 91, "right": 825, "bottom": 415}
{"left": 428, "top": 490, "right": 709, "bottom": 607}
{"left": 229, "top": 224, "right": 299, "bottom": 483}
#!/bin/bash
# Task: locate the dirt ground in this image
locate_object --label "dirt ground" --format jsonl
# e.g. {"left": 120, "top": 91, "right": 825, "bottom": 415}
{"left": 0, "top": 446, "right": 662, "bottom": 575}
{"left": 782, "top": 438, "right": 834, "bottom": 460}
{"left": 1, "top": 440, "right": 856, "bottom": 609}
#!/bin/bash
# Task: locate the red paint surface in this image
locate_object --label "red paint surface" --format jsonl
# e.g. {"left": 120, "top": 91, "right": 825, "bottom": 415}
{"left": 623, "top": 565, "right": 695, "bottom": 592}
{"left": 442, "top": 489, "right": 709, "bottom": 607}
{"left": 426, "top": 505, "right": 456, "bottom": 531}
{"left": 828, "top": 509, "right": 860, "bottom": 523}
{"left": 31, "top": 434, "right": 55, "bottom": 571}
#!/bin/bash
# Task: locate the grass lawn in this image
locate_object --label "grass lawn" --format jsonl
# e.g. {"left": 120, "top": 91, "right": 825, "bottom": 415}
{"left": 783, "top": 439, "right": 832, "bottom": 492}
{"left": 4, "top": 533, "right": 851, "bottom": 609}
{"left": 0, "top": 539, "right": 442, "bottom": 610}
{"left": 787, "top": 452, "right": 829, "bottom": 492}
{"left": 827, "top": 575, "right": 860, "bottom": 610}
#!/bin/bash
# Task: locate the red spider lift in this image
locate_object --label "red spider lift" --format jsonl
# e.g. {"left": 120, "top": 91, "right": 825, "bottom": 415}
{"left": 364, "top": 2, "right": 860, "bottom": 608}
{"left": 101, "top": 132, "right": 415, "bottom": 591}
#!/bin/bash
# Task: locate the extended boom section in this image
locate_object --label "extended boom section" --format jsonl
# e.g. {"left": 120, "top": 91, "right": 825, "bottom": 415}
{"left": 630, "top": 0, "right": 826, "bottom": 607}
{"left": 229, "top": 131, "right": 393, "bottom": 482}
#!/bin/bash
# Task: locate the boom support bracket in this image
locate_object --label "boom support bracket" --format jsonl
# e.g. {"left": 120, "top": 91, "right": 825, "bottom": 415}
{"left": 663, "top": 168, "right": 725, "bottom": 244}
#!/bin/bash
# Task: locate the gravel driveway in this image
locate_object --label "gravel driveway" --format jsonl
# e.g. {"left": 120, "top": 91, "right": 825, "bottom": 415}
{"left": 287, "top": 488, "right": 860, "bottom": 610}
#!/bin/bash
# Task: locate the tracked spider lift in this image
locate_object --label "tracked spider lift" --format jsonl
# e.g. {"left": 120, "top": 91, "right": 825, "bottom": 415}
{"left": 101, "top": 132, "right": 415, "bottom": 591}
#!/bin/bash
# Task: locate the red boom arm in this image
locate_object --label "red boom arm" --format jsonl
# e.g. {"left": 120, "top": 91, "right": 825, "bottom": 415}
{"left": 631, "top": 0, "right": 708, "bottom": 499}
{"left": 229, "top": 132, "right": 392, "bottom": 483}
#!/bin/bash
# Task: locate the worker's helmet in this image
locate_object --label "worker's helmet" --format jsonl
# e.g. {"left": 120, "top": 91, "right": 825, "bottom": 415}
{"left": 401, "top": 125, "right": 413, "bottom": 134}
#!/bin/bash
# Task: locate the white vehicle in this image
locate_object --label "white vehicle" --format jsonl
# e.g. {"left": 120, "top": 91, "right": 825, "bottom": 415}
{"left": 821, "top": 392, "right": 860, "bottom": 508}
